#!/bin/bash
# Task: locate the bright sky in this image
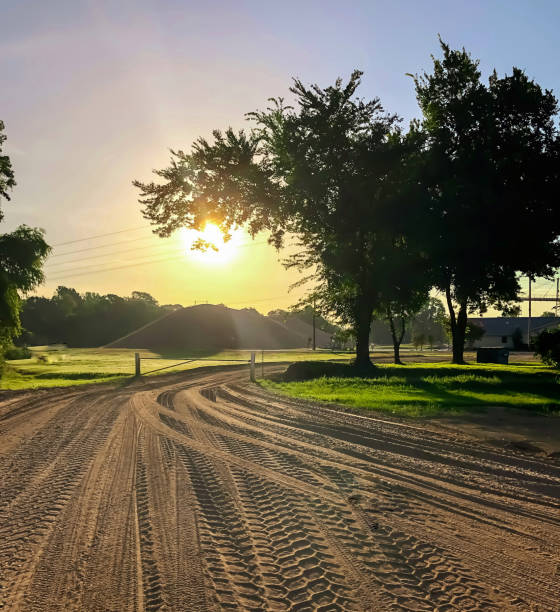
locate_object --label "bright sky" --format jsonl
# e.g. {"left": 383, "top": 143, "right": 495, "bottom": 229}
{"left": 1, "top": 0, "right": 559, "bottom": 313}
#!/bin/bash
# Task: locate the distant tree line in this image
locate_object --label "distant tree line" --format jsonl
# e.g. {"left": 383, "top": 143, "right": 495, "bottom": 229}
{"left": 17, "top": 287, "right": 180, "bottom": 348}
{"left": 268, "top": 305, "right": 339, "bottom": 334}
{"left": 134, "top": 39, "right": 560, "bottom": 366}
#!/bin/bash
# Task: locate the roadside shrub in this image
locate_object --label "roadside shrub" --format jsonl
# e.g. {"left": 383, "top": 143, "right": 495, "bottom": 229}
{"left": 4, "top": 345, "right": 32, "bottom": 360}
{"left": 533, "top": 328, "right": 560, "bottom": 368}
{"left": 283, "top": 360, "right": 376, "bottom": 382}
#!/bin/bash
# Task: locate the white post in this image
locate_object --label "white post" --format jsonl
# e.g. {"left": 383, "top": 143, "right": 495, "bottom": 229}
{"left": 250, "top": 351, "right": 256, "bottom": 382}
{"left": 135, "top": 352, "right": 141, "bottom": 377}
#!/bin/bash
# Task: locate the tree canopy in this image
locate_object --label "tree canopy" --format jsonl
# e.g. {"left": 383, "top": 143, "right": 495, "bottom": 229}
{"left": 20, "top": 288, "right": 166, "bottom": 347}
{"left": 135, "top": 40, "right": 560, "bottom": 366}
{"left": 0, "top": 120, "right": 16, "bottom": 210}
{"left": 412, "top": 40, "right": 560, "bottom": 362}
{"left": 136, "top": 72, "right": 428, "bottom": 367}
{"left": 0, "top": 122, "right": 50, "bottom": 355}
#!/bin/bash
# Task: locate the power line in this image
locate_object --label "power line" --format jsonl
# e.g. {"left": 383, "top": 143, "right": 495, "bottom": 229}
{"left": 46, "top": 242, "right": 183, "bottom": 269}
{"left": 45, "top": 239, "right": 270, "bottom": 273}
{"left": 46, "top": 254, "right": 190, "bottom": 281}
{"left": 45, "top": 239, "right": 271, "bottom": 281}
{"left": 49, "top": 235, "right": 161, "bottom": 258}
{"left": 51, "top": 226, "right": 150, "bottom": 247}
{"left": 49, "top": 231, "right": 273, "bottom": 259}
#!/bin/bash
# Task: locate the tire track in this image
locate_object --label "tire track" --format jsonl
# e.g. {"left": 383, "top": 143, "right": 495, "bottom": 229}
{"left": 0, "top": 365, "right": 558, "bottom": 611}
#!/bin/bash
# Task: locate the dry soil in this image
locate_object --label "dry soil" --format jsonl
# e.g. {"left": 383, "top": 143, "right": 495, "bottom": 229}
{"left": 0, "top": 365, "right": 559, "bottom": 611}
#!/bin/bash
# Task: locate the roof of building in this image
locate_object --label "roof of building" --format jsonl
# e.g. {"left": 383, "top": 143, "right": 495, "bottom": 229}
{"left": 469, "top": 316, "right": 559, "bottom": 336}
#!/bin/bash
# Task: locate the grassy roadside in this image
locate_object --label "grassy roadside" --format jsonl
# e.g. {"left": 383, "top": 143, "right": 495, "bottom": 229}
{"left": 260, "top": 362, "right": 560, "bottom": 417}
{"left": 0, "top": 346, "right": 355, "bottom": 390}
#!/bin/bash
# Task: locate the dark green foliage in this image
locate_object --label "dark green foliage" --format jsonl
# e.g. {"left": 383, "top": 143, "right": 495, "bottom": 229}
{"left": 135, "top": 41, "right": 560, "bottom": 369}
{"left": 533, "top": 327, "right": 560, "bottom": 367}
{"left": 20, "top": 288, "right": 164, "bottom": 347}
{"left": 0, "top": 121, "right": 16, "bottom": 211}
{"left": 4, "top": 345, "right": 31, "bottom": 360}
{"left": 135, "top": 72, "right": 427, "bottom": 368}
{"left": 412, "top": 39, "right": 560, "bottom": 363}
{"left": 0, "top": 122, "right": 51, "bottom": 367}
{"left": 283, "top": 360, "right": 375, "bottom": 382}
{"left": 0, "top": 217, "right": 43, "bottom": 348}
{"left": 501, "top": 304, "right": 522, "bottom": 317}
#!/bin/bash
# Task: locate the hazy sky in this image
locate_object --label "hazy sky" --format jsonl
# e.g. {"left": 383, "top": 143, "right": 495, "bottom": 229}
{"left": 1, "top": 0, "right": 559, "bottom": 312}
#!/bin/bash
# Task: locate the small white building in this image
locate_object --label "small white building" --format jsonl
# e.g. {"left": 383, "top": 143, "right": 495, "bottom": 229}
{"left": 469, "top": 316, "right": 559, "bottom": 348}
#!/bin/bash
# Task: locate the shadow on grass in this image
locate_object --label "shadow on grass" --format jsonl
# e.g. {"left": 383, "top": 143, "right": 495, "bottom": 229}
{"left": 278, "top": 361, "right": 560, "bottom": 416}
{"left": 32, "top": 372, "right": 130, "bottom": 381}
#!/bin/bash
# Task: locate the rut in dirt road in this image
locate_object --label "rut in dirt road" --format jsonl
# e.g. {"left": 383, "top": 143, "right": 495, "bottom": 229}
{"left": 0, "top": 366, "right": 559, "bottom": 611}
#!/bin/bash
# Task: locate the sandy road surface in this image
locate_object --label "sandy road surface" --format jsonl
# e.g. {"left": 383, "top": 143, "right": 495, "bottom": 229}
{"left": 1, "top": 366, "right": 559, "bottom": 612}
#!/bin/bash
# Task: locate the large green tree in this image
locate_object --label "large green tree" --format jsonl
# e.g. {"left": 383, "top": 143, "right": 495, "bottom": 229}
{"left": 0, "top": 122, "right": 50, "bottom": 354}
{"left": 413, "top": 41, "right": 560, "bottom": 363}
{"left": 0, "top": 120, "right": 16, "bottom": 206}
{"left": 135, "top": 72, "right": 426, "bottom": 368}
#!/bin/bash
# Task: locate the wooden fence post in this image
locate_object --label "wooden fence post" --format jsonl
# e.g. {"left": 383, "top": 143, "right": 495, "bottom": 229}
{"left": 135, "top": 352, "right": 141, "bottom": 377}
{"left": 250, "top": 351, "right": 256, "bottom": 382}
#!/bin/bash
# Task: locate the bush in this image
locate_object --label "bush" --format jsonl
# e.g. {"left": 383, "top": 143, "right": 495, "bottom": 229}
{"left": 283, "top": 360, "right": 376, "bottom": 382}
{"left": 4, "top": 345, "right": 32, "bottom": 360}
{"left": 533, "top": 328, "right": 560, "bottom": 368}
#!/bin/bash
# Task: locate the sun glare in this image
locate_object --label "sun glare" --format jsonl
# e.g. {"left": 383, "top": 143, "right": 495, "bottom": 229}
{"left": 179, "top": 223, "right": 242, "bottom": 264}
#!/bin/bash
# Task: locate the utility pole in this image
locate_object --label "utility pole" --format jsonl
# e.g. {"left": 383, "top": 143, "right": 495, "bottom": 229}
{"left": 556, "top": 277, "right": 559, "bottom": 316}
{"left": 527, "top": 277, "right": 532, "bottom": 349}
{"left": 312, "top": 299, "right": 316, "bottom": 351}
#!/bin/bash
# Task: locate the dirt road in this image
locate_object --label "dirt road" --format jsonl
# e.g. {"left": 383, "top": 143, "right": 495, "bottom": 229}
{"left": 1, "top": 366, "right": 559, "bottom": 611}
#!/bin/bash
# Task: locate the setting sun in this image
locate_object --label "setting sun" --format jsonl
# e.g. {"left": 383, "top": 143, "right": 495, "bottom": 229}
{"left": 179, "top": 223, "right": 242, "bottom": 264}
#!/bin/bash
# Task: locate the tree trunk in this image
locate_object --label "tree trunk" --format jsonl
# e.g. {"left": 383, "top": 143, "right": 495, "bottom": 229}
{"left": 453, "top": 301, "right": 468, "bottom": 364}
{"left": 445, "top": 284, "right": 467, "bottom": 364}
{"left": 354, "top": 297, "right": 374, "bottom": 370}
{"left": 387, "top": 308, "right": 404, "bottom": 365}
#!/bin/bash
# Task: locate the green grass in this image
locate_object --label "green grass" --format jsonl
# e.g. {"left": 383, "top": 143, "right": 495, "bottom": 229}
{"left": 260, "top": 362, "right": 560, "bottom": 417}
{"left": 1, "top": 346, "right": 353, "bottom": 390}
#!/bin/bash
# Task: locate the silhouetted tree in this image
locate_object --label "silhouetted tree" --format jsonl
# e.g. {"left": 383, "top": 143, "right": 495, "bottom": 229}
{"left": 534, "top": 327, "right": 560, "bottom": 367}
{"left": 501, "top": 304, "right": 522, "bottom": 317}
{"left": 412, "top": 40, "right": 560, "bottom": 363}
{"left": 0, "top": 121, "right": 15, "bottom": 205}
{"left": 135, "top": 73, "right": 426, "bottom": 368}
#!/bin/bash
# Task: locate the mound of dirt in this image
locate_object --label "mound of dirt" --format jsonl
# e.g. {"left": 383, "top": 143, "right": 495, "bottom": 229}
{"left": 106, "top": 303, "right": 311, "bottom": 351}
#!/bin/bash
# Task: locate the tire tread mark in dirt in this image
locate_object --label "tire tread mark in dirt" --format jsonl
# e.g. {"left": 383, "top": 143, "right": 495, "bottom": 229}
{"left": 159, "top": 411, "right": 192, "bottom": 438}
{"left": 174, "top": 443, "right": 270, "bottom": 611}
{"left": 229, "top": 466, "right": 367, "bottom": 611}
{"left": 0, "top": 396, "right": 121, "bottom": 609}
{"left": 136, "top": 442, "right": 166, "bottom": 611}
